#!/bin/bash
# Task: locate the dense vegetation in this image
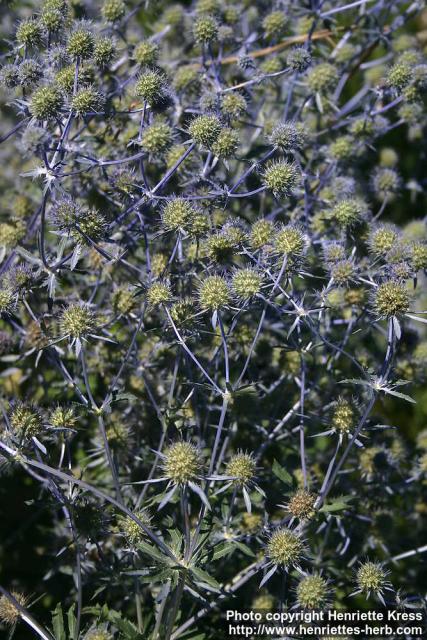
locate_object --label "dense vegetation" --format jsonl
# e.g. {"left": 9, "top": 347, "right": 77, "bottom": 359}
{"left": 0, "top": 0, "right": 427, "bottom": 639}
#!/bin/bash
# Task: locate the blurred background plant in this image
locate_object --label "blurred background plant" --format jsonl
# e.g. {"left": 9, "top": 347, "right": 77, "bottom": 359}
{"left": 0, "top": 0, "right": 427, "bottom": 639}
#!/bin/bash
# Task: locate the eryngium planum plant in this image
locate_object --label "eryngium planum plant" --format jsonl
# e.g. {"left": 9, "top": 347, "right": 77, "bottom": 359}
{"left": 0, "top": 0, "right": 427, "bottom": 638}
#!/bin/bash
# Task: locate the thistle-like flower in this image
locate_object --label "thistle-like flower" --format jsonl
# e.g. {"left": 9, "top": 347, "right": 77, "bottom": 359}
{"left": 351, "top": 561, "right": 393, "bottom": 604}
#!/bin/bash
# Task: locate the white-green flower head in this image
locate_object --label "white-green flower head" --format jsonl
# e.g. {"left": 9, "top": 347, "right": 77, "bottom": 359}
{"left": 267, "top": 527, "right": 305, "bottom": 569}
{"left": 163, "top": 441, "right": 202, "bottom": 485}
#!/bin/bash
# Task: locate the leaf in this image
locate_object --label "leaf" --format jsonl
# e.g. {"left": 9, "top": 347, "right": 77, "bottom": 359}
{"left": 137, "top": 540, "right": 166, "bottom": 562}
{"left": 168, "top": 528, "right": 183, "bottom": 551}
{"left": 108, "top": 391, "right": 138, "bottom": 406}
{"left": 52, "top": 604, "right": 66, "bottom": 640}
{"left": 233, "top": 541, "right": 256, "bottom": 558}
{"left": 319, "top": 495, "right": 353, "bottom": 513}
{"left": 382, "top": 388, "right": 416, "bottom": 404}
{"left": 211, "top": 542, "right": 235, "bottom": 560}
{"left": 339, "top": 378, "right": 371, "bottom": 386}
{"left": 272, "top": 460, "right": 293, "bottom": 486}
{"left": 67, "top": 604, "right": 76, "bottom": 640}
{"left": 107, "top": 611, "right": 142, "bottom": 639}
{"left": 190, "top": 566, "right": 221, "bottom": 590}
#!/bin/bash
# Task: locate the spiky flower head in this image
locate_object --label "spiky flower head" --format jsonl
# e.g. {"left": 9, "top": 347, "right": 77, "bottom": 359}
{"left": 170, "top": 298, "right": 195, "bottom": 327}
{"left": 223, "top": 221, "right": 246, "bottom": 246}
{"left": 60, "top": 304, "right": 97, "bottom": 338}
{"left": 150, "top": 253, "right": 168, "bottom": 278}
{"left": 330, "top": 259, "right": 355, "bottom": 286}
{"left": 16, "top": 19, "right": 44, "bottom": 48}
{"left": 287, "top": 47, "right": 312, "bottom": 72}
{"left": 56, "top": 64, "right": 93, "bottom": 93}
{"left": 350, "top": 117, "right": 379, "bottom": 138}
{"left": 206, "top": 233, "right": 235, "bottom": 263}
{"left": 119, "top": 509, "right": 151, "bottom": 547}
{"left": 387, "top": 61, "right": 413, "bottom": 90}
{"left": 331, "top": 398, "right": 355, "bottom": 434}
{"left": 42, "top": 0, "right": 69, "bottom": 11}
{"left": 10, "top": 402, "right": 43, "bottom": 438}
{"left": 146, "top": 282, "right": 172, "bottom": 306}
{"left": 212, "top": 128, "right": 239, "bottom": 158}
{"left": 189, "top": 115, "right": 222, "bottom": 148}
{"left": 296, "top": 573, "right": 330, "bottom": 609}
{"left": 40, "top": 1, "right": 67, "bottom": 32}
{"left": 30, "top": 86, "right": 64, "bottom": 120}
{"left": 252, "top": 592, "right": 275, "bottom": 611}
{"left": 307, "top": 63, "right": 338, "bottom": 93}
{"left": 288, "top": 489, "right": 316, "bottom": 520}
{"left": 403, "top": 219, "right": 427, "bottom": 242}
{"left": 267, "top": 528, "right": 304, "bottom": 568}
{"left": 226, "top": 452, "right": 256, "bottom": 485}
{"left": 232, "top": 268, "right": 263, "bottom": 300}
{"left": 0, "top": 64, "right": 20, "bottom": 89}
{"left": 162, "top": 198, "right": 195, "bottom": 232}
{"left": 166, "top": 144, "right": 191, "bottom": 172}
{"left": 0, "top": 592, "right": 27, "bottom": 625}
{"left": 329, "top": 136, "right": 353, "bottom": 161}
{"left": 269, "top": 121, "right": 306, "bottom": 152}
{"left": 198, "top": 275, "right": 230, "bottom": 311}
{"left": 163, "top": 441, "right": 201, "bottom": 484}
{"left": 94, "top": 37, "right": 116, "bottom": 67}
{"left": 71, "top": 87, "right": 104, "bottom": 115}
{"left": 410, "top": 242, "right": 427, "bottom": 271}
{"left": 71, "top": 209, "right": 107, "bottom": 245}
{"left": 249, "top": 219, "right": 274, "bottom": 250}
{"left": 373, "top": 281, "right": 410, "bottom": 318}
{"left": 329, "top": 198, "right": 368, "bottom": 229}
{"left": 275, "top": 224, "right": 305, "bottom": 256}
{"left": 196, "top": 0, "right": 221, "bottom": 14}
{"left": 372, "top": 168, "right": 401, "bottom": 200}
{"left": 323, "top": 243, "right": 346, "bottom": 263}
{"left": 378, "top": 147, "right": 398, "bottom": 168}
{"left": 140, "top": 120, "right": 172, "bottom": 155}
{"left": 263, "top": 161, "right": 299, "bottom": 197}
{"left": 369, "top": 225, "right": 399, "bottom": 256}
{"left": 193, "top": 16, "right": 218, "bottom": 43}
{"left": 67, "top": 27, "right": 95, "bottom": 60}
{"left": 356, "top": 561, "right": 391, "bottom": 597}
{"left": 18, "top": 60, "right": 43, "bottom": 89}
{"left": 416, "top": 427, "right": 427, "bottom": 450}
{"left": 111, "top": 287, "right": 136, "bottom": 315}
{"left": 133, "top": 40, "right": 159, "bottom": 67}
{"left": 52, "top": 198, "right": 80, "bottom": 229}
{"left": 0, "top": 287, "right": 16, "bottom": 315}
{"left": 134, "top": 70, "right": 166, "bottom": 105}
{"left": 40, "top": 10, "right": 65, "bottom": 35}
{"left": 187, "top": 211, "right": 210, "bottom": 237}
{"left": 260, "top": 57, "right": 283, "bottom": 75}
{"left": 221, "top": 93, "right": 247, "bottom": 119}
{"left": 49, "top": 406, "right": 77, "bottom": 429}
{"left": 101, "top": 0, "right": 126, "bottom": 22}
{"left": 173, "top": 66, "right": 201, "bottom": 93}
{"left": 262, "top": 11, "right": 287, "bottom": 39}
